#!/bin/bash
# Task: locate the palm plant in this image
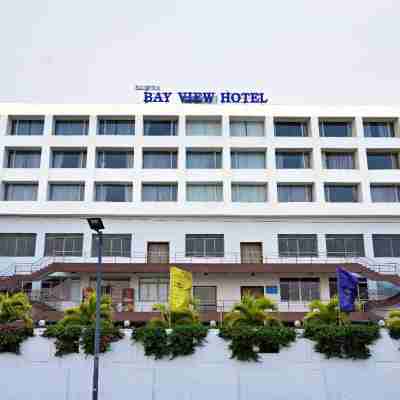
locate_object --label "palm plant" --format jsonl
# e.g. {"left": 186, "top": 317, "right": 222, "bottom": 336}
{"left": 304, "top": 297, "right": 349, "bottom": 325}
{"left": 0, "top": 292, "right": 33, "bottom": 327}
{"left": 223, "top": 295, "right": 278, "bottom": 328}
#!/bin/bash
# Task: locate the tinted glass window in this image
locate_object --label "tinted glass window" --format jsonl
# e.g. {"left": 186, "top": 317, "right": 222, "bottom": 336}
{"left": 10, "top": 119, "right": 44, "bottom": 135}
{"left": 142, "top": 184, "right": 177, "bottom": 201}
{"left": 0, "top": 234, "right": 36, "bottom": 256}
{"left": 275, "top": 121, "right": 307, "bottom": 137}
{"left": 276, "top": 152, "right": 310, "bottom": 168}
{"left": 278, "top": 185, "right": 313, "bottom": 202}
{"left": 320, "top": 121, "right": 352, "bottom": 137}
{"left": 185, "top": 234, "right": 224, "bottom": 257}
{"left": 326, "top": 234, "right": 365, "bottom": 257}
{"left": 144, "top": 120, "right": 177, "bottom": 136}
{"left": 325, "top": 185, "right": 358, "bottom": 202}
{"left": 54, "top": 120, "right": 88, "bottom": 135}
{"left": 367, "top": 153, "right": 398, "bottom": 169}
{"left": 52, "top": 151, "right": 86, "bottom": 168}
{"left": 98, "top": 119, "right": 134, "bottom": 135}
{"left": 143, "top": 151, "right": 177, "bottom": 168}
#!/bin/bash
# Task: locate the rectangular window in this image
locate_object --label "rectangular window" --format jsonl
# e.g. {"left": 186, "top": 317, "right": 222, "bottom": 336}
{"left": 98, "top": 119, "right": 134, "bottom": 135}
{"left": 277, "top": 184, "right": 313, "bottom": 202}
{"left": 0, "top": 234, "right": 36, "bottom": 257}
{"left": 54, "top": 119, "right": 89, "bottom": 135}
{"left": 48, "top": 183, "right": 84, "bottom": 201}
{"left": 186, "top": 119, "right": 221, "bottom": 136}
{"left": 3, "top": 183, "right": 38, "bottom": 201}
{"left": 275, "top": 121, "right": 308, "bottom": 137}
{"left": 276, "top": 151, "right": 311, "bottom": 169}
{"left": 319, "top": 121, "right": 352, "bottom": 137}
{"left": 372, "top": 235, "right": 400, "bottom": 257}
{"left": 232, "top": 184, "right": 267, "bottom": 202}
{"left": 367, "top": 152, "right": 398, "bottom": 169}
{"left": 231, "top": 151, "right": 266, "bottom": 169}
{"left": 240, "top": 242, "right": 263, "bottom": 263}
{"left": 139, "top": 278, "right": 169, "bottom": 302}
{"left": 51, "top": 150, "right": 87, "bottom": 168}
{"left": 324, "top": 152, "right": 355, "bottom": 169}
{"left": 185, "top": 234, "right": 224, "bottom": 257}
{"left": 371, "top": 185, "right": 400, "bottom": 202}
{"left": 329, "top": 278, "right": 369, "bottom": 300}
{"left": 147, "top": 242, "right": 169, "bottom": 264}
{"left": 10, "top": 119, "right": 44, "bottom": 135}
{"left": 142, "top": 183, "right": 177, "bottom": 201}
{"left": 364, "top": 121, "right": 395, "bottom": 138}
{"left": 280, "top": 278, "right": 320, "bottom": 302}
{"left": 325, "top": 184, "right": 359, "bottom": 202}
{"left": 96, "top": 150, "right": 134, "bottom": 168}
{"left": 95, "top": 183, "right": 132, "bottom": 202}
{"left": 193, "top": 286, "right": 217, "bottom": 311}
{"left": 278, "top": 234, "right": 318, "bottom": 257}
{"left": 186, "top": 150, "right": 222, "bottom": 169}
{"left": 7, "top": 150, "right": 41, "bottom": 168}
{"left": 91, "top": 234, "right": 131, "bottom": 257}
{"left": 143, "top": 119, "right": 177, "bottom": 136}
{"left": 230, "top": 120, "right": 264, "bottom": 137}
{"left": 186, "top": 183, "right": 223, "bottom": 202}
{"left": 44, "top": 234, "right": 83, "bottom": 257}
{"left": 142, "top": 151, "right": 177, "bottom": 169}
{"left": 326, "top": 234, "right": 365, "bottom": 257}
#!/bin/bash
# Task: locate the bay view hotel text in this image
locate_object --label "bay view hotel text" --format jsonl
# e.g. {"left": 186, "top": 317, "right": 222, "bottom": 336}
{"left": 1, "top": 96, "right": 400, "bottom": 322}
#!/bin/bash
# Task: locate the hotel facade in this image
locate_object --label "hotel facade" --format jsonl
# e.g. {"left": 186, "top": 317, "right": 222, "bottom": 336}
{"left": 0, "top": 103, "right": 400, "bottom": 321}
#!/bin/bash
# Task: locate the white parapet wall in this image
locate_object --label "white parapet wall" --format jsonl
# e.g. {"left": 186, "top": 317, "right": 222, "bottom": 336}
{"left": 0, "top": 329, "right": 399, "bottom": 400}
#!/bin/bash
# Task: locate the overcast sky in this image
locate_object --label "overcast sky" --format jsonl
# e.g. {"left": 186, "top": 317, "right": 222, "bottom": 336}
{"left": 1, "top": 0, "right": 399, "bottom": 105}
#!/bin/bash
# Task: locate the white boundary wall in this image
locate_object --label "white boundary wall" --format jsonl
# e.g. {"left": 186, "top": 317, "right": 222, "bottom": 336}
{"left": 0, "top": 329, "right": 399, "bottom": 400}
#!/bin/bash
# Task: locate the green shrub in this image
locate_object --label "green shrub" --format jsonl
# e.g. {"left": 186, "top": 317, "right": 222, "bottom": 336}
{"left": 0, "top": 293, "right": 33, "bottom": 328}
{"left": 387, "top": 317, "right": 400, "bottom": 340}
{"left": 0, "top": 325, "right": 34, "bottom": 354}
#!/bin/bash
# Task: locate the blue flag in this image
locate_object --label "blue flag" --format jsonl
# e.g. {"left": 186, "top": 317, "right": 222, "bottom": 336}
{"left": 336, "top": 267, "right": 359, "bottom": 312}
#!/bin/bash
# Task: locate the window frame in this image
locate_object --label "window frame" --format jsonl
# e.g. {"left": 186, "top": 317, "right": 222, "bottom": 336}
{"left": 51, "top": 150, "right": 87, "bottom": 168}
{"left": 54, "top": 119, "right": 89, "bottom": 136}
{"left": 97, "top": 118, "right": 135, "bottom": 135}
{"left": 324, "top": 184, "right": 359, "bottom": 203}
{"left": 142, "top": 183, "right": 178, "bottom": 202}
{"left": 277, "top": 184, "right": 313, "bottom": 202}
{"left": 142, "top": 150, "right": 178, "bottom": 169}
{"left": 44, "top": 233, "right": 84, "bottom": 257}
{"left": 48, "top": 183, "right": 85, "bottom": 201}
{"left": 372, "top": 234, "right": 400, "bottom": 257}
{"left": 96, "top": 149, "right": 134, "bottom": 169}
{"left": 0, "top": 233, "right": 36, "bottom": 257}
{"left": 185, "top": 234, "right": 224, "bottom": 257}
{"left": 275, "top": 151, "right": 311, "bottom": 169}
{"left": 278, "top": 234, "right": 318, "bottom": 258}
{"left": 325, "top": 234, "right": 365, "bottom": 257}
{"left": 7, "top": 149, "right": 41, "bottom": 168}
{"left": 186, "top": 183, "right": 223, "bottom": 202}
{"left": 94, "top": 183, "right": 133, "bottom": 202}
{"left": 91, "top": 234, "right": 132, "bottom": 258}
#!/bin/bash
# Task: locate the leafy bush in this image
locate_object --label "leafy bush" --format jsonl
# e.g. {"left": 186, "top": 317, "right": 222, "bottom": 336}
{"left": 304, "top": 297, "right": 350, "bottom": 326}
{"left": 386, "top": 310, "right": 400, "bottom": 340}
{"left": 80, "top": 322, "right": 124, "bottom": 355}
{"left": 0, "top": 325, "right": 34, "bottom": 354}
{"left": 0, "top": 293, "right": 33, "bottom": 328}
{"left": 132, "top": 324, "right": 208, "bottom": 360}
{"left": 307, "top": 324, "right": 380, "bottom": 359}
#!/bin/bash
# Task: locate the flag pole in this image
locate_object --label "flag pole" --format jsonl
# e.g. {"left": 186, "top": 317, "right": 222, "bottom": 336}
{"left": 336, "top": 268, "right": 342, "bottom": 326}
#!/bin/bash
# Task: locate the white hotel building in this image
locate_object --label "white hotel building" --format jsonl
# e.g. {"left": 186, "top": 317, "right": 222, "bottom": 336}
{"left": 0, "top": 103, "right": 399, "bottom": 322}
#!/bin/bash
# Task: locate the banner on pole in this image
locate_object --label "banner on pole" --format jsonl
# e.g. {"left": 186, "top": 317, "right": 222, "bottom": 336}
{"left": 169, "top": 266, "right": 193, "bottom": 311}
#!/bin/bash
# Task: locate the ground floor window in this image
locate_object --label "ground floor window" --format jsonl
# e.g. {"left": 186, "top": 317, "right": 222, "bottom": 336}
{"left": 329, "top": 277, "right": 369, "bottom": 301}
{"left": 138, "top": 278, "right": 169, "bottom": 302}
{"left": 280, "top": 278, "right": 320, "bottom": 302}
{"left": 193, "top": 286, "right": 217, "bottom": 311}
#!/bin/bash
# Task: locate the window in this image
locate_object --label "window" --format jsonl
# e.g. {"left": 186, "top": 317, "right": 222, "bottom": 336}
{"left": 96, "top": 150, "right": 134, "bottom": 168}
{"left": 95, "top": 183, "right": 132, "bottom": 202}
{"left": 142, "top": 151, "right": 177, "bottom": 168}
{"left": 186, "top": 150, "right": 222, "bottom": 169}
{"left": 329, "top": 278, "right": 369, "bottom": 300}
{"left": 186, "top": 183, "right": 223, "bottom": 201}
{"left": 276, "top": 151, "right": 311, "bottom": 169}
{"left": 44, "top": 234, "right": 83, "bottom": 257}
{"left": 280, "top": 278, "right": 320, "bottom": 302}
{"left": 185, "top": 234, "right": 224, "bottom": 257}
{"left": 364, "top": 121, "right": 395, "bottom": 138}
{"left": 193, "top": 286, "right": 217, "bottom": 311}
{"left": 147, "top": 242, "right": 169, "bottom": 264}
{"left": 231, "top": 151, "right": 266, "bottom": 169}
{"left": 232, "top": 184, "right": 267, "bottom": 202}
{"left": 367, "top": 152, "right": 398, "bottom": 169}
{"left": 139, "top": 278, "right": 169, "bottom": 302}
{"left": 51, "top": 150, "right": 87, "bottom": 168}
{"left": 9, "top": 118, "right": 44, "bottom": 135}
{"left": 319, "top": 121, "right": 352, "bottom": 137}
{"left": 54, "top": 119, "right": 89, "bottom": 135}
{"left": 278, "top": 235, "right": 318, "bottom": 257}
{"left": 3, "top": 183, "right": 38, "bottom": 201}
{"left": 326, "top": 234, "right": 365, "bottom": 257}
{"left": 98, "top": 118, "right": 134, "bottom": 135}
{"left": 186, "top": 119, "right": 221, "bottom": 136}
{"left": 91, "top": 234, "right": 131, "bottom": 257}
{"left": 48, "top": 183, "right": 84, "bottom": 201}
{"left": 275, "top": 121, "right": 308, "bottom": 137}
{"left": 277, "top": 184, "right": 313, "bottom": 202}
{"left": 142, "top": 183, "right": 177, "bottom": 201}
{"left": 0, "top": 234, "right": 36, "bottom": 257}
{"left": 325, "top": 184, "right": 359, "bottom": 202}
{"left": 7, "top": 150, "right": 41, "bottom": 168}
{"left": 143, "top": 119, "right": 177, "bottom": 136}
{"left": 372, "top": 235, "right": 400, "bottom": 257}
{"left": 240, "top": 242, "right": 263, "bottom": 263}
{"left": 371, "top": 185, "right": 400, "bottom": 203}
{"left": 324, "top": 152, "right": 355, "bottom": 169}
{"left": 230, "top": 119, "right": 264, "bottom": 137}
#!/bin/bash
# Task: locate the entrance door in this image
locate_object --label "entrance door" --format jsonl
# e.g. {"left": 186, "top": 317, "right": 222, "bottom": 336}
{"left": 193, "top": 286, "right": 217, "bottom": 311}
{"left": 241, "top": 286, "right": 264, "bottom": 298}
{"left": 147, "top": 242, "right": 170, "bottom": 263}
{"left": 240, "top": 242, "right": 263, "bottom": 263}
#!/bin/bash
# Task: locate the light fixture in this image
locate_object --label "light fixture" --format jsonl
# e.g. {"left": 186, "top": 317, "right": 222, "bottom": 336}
{"left": 38, "top": 319, "right": 46, "bottom": 327}
{"left": 87, "top": 217, "right": 105, "bottom": 232}
{"left": 294, "top": 320, "right": 302, "bottom": 328}
{"left": 124, "top": 320, "right": 131, "bottom": 328}
{"left": 378, "top": 319, "right": 385, "bottom": 327}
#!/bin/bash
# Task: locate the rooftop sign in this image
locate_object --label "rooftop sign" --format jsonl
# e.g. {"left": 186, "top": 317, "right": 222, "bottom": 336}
{"left": 143, "top": 91, "right": 268, "bottom": 104}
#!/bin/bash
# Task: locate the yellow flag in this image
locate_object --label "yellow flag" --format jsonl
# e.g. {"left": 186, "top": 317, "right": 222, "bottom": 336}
{"left": 169, "top": 266, "right": 192, "bottom": 311}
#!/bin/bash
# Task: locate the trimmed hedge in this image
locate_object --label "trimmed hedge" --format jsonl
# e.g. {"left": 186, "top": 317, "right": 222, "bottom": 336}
{"left": 0, "top": 325, "right": 34, "bottom": 354}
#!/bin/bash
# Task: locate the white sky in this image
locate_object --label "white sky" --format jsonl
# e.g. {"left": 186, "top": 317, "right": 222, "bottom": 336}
{"left": 1, "top": 0, "right": 399, "bottom": 105}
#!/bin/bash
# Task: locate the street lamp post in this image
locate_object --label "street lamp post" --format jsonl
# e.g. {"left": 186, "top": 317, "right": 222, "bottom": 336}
{"left": 87, "top": 218, "right": 105, "bottom": 400}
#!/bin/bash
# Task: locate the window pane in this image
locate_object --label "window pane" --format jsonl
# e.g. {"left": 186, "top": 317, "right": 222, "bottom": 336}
{"left": 186, "top": 151, "right": 222, "bottom": 168}
{"left": 186, "top": 120, "right": 221, "bottom": 136}
{"left": 95, "top": 184, "right": 132, "bottom": 202}
{"left": 231, "top": 152, "right": 265, "bottom": 169}
{"left": 326, "top": 235, "right": 365, "bottom": 257}
{"left": 143, "top": 151, "right": 177, "bottom": 168}
{"left": 373, "top": 235, "right": 400, "bottom": 257}
{"left": 54, "top": 120, "right": 88, "bottom": 135}
{"left": 325, "top": 185, "right": 358, "bottom": 202}
{"left": 92, "top": 234, "right": 131, "bottom": 257}
{"left": 49, "top": 184, "right": 84, "bottom": 201}
{"left": 276, "top": 152, "right": 310, "bottom": 169}
{"left": 325, "top": 153, "right": 355, "bottom": 169}
{"left": 52, "top": 151, "right": 86, "bottom": 168}
{"left": 144, "top": 120, "right": 177, "bottom": 136}
{"left": 367, "top": 153, "right": 397, "bottom": 169}
{"left": 44, "top": 234, "right": 83, "bottom": 256}
{"left": 98, "top": 119, "right": 134, "bottom": 135}
{"left": 232, "top": 184, "right": 267, "bottom": 202}
{"left": 142, "top": 184, "right": 177, "bottom": 201}
{"left": 186, "top": 184, "right": 223, "bottom": 201}
{"left": 4, "top": 184, "right": 38, "bottom": 201}
{"left": 96, "top": 151, "right": 133, "bottom": 168}
{"left": 230, "top": 120, "right": 264, "bottom": 137}
{"left": 10, "top": 119, "right": 44, "bottom": 135}
{"left": 278, "top": 235, "right": 318, "bottom": 257}
{"left": 278, "top": 185, "right": 312, "bottom": 202}
{"left": 275, "top": 122, "right": 307, "bottom": 137}
{"left": 364, "top": 122, "right": 394, "bottom": 138}
{"left": 8, "top": 151, "right": 41, "bottom": 168}
{"left": 0, "top": 234, "right": 36, "bottom": 256}
{"left": 185, "top": 234, "right": 224, "bottom": 257}
{"left": 320, "top": 122, "right": 352, "bottom": 137}
{"left": 371, "top": 185, "right": 399, "bottom": 202}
